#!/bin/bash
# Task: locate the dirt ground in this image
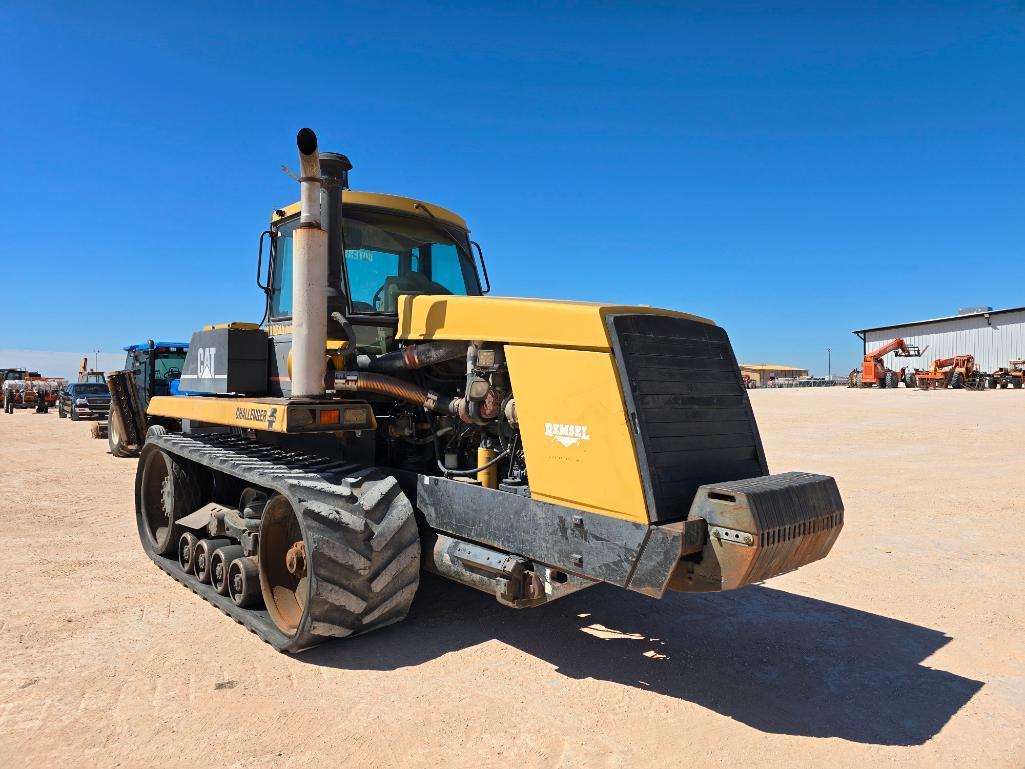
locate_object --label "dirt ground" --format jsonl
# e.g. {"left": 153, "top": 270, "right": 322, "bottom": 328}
{"left": 1, "top": 388, "right": 1023, "bottom": 768}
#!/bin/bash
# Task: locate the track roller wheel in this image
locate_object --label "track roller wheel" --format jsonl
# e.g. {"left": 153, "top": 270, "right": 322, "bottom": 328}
{"left": 211, "top": 545, "right": 245, "bottom": 595}
{"left": 178, "top": 532, "right": 200, "bottom": 574}
{"left": 194, "top": 538, "right": 233, "bottom": 584}
{"left": 228, "top": 556, "right": 261, "bottom": 608}
{"left": 136, "top": 445, "right": 201, "bottom": 557}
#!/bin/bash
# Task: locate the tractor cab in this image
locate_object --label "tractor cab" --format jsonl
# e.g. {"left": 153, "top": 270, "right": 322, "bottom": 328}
{"left": 262, "top": 188, "right": 488, "bottom": 396}
{"left": 267, "top": 193, "right": 485, "bottom": 346}
{"left": 264, "top": 175, "right": 487, "bottom": 358}
{"left": 122, "top": 342, "right": 189, "bottom": 410}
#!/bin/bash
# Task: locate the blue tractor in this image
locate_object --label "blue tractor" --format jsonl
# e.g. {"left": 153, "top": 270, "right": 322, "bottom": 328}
{"left": 107, "top": 341, "right": 189, "bottom": 457}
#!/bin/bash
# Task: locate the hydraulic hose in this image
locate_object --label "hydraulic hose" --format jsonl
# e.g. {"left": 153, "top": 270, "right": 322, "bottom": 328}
{"left": 360, "top": 341, "right": 468, "bottom": 374}
{"left": 334, "top": 371, "right": 459, "bottom": 416}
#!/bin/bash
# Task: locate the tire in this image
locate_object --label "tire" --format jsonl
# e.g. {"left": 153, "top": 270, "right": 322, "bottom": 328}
{"left": 59, "top": 402, "right": 67, "bottom": 418}
{"left": 1014, "top": 380, "right": 1022, "bottom": 389}
{"left": 108, "top": 406, "right": 138, "bottom": 458}
{"left": 950, "top": 372, "right": 965, "bottom": 390}
{"left": 135, "top": 445, "right": 201, "bottom": 557}
{"left": 258, "top": 474, "right": 420, "bottom": 646}
{"left": 904, "top": 372, "right": 917, "bottom": 388}
{"left": 884, "top": 371, "right": 898, "bottom": 389}
{"left": 69, "top": 404, "right": 80, "bottom": 421}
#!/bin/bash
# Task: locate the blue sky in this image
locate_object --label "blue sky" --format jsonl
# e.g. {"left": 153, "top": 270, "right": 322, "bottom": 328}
{"left": 2, "top": 1, "right": 1022, "bottom": 378}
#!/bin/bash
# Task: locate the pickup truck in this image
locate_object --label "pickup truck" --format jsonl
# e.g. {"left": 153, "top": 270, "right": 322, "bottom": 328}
{"left": 59, "top": 382, "right": 112, "bottom": 420}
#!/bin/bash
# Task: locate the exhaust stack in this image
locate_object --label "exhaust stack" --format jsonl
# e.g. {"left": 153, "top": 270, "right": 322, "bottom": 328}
{"left": 291, "top": 128, "right": 328, "bottom": 399}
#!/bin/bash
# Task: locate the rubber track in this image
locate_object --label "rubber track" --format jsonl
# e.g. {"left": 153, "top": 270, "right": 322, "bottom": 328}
{"left": 144, "top": 432, "right": 420, "bottom": 652}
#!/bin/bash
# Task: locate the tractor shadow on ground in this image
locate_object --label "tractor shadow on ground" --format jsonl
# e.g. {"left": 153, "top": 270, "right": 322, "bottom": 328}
{"left": 300, "top": 575, "right": 982, "bottom": 746}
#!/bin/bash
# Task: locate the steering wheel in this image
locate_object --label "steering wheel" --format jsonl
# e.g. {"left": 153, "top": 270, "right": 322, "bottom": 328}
{"left": 164, "top": 367, "right": 182, "bottom": 380}
{"left": 372, "top": 283, "right": 387, "bottom": 311}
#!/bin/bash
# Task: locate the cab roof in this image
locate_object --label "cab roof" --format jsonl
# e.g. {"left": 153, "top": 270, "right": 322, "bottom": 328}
{"left": 123, "top": 342, "right": 189, "bottom": 351}
{"left": 271, "top": 190, "right": 468, "bottom": 230}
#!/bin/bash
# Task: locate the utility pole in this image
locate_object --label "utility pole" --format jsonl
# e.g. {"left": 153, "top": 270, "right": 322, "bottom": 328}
{"left": 827, "top": 347, "right": 831, "bottom": 381}
{"left": 94, "top": 349, "right": 100, "bottom": 373}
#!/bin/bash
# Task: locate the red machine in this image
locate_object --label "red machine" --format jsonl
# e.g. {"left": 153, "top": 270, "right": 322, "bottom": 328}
{"left": 857, "top": 338, "right": 923, "bottom": 388}
{"left": 987, "top": 360, "right": 1023, "bottom": 389}
{"left": 1012, "top": 359, "right": 1024, "bottom": 389}
{"left": 915, "top": 355, "right": 979, "bottom": 390}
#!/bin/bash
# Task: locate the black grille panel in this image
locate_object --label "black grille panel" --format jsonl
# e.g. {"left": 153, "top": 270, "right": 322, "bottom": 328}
{"left": 608, "top": 314, "right": 768, "bottom": 522}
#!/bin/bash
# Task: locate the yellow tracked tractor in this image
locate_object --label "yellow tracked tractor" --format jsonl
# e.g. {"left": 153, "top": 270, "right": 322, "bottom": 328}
{"left": 132, "top": 129, "right": 844, "bottom": 651}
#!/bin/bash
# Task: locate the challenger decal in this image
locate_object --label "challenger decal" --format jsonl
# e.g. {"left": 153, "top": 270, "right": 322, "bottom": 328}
{"left": 235, "top": 406, "right": 273, "bottom": 425}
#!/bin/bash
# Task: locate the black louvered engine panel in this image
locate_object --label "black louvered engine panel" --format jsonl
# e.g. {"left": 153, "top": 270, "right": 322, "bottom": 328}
{"left": 607, "top": 314, "right": 768, "bottom": 523}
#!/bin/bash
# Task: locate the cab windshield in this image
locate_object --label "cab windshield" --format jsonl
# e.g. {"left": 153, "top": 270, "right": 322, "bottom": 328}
{"left": 270, "top": 207, "right": 479, "bottom": 319}
{"left": 153, "top": 353, "right": 186, "bottom": 381}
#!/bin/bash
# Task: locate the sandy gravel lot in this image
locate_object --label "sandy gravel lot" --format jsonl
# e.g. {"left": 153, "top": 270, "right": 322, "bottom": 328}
{"left": 1, "top": 388, "right": 1023, "bottom": 768}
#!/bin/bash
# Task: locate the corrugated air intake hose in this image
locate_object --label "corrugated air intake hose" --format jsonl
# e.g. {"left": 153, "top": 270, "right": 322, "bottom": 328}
{"left": 334, "top": 371, "right": 459, "bottom": 417}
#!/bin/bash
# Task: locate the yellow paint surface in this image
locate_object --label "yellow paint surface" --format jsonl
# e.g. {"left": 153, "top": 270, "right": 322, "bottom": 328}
{"left": 504, "top": 345, "right": 648, "bottom": 522}
{"left": 148, "top": 396, "right": 376, "bottom": 433}
{"left": 149, "top": 396, "right": 289, "bottom": 431}
{"left": 272, "top": 191, "right": 468, "bottom": 230}
{"left": 397, "top": 295, "right": 712, "bottom": 351}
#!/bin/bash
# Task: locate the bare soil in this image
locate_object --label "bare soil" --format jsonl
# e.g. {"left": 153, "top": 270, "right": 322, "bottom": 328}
{"left": 1, "top": 388, "right": 1023, "bottom": 768}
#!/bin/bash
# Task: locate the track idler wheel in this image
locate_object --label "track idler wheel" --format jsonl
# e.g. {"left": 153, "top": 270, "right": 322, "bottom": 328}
{"left": 228, "top": 556, "right": 261, "bottom": 608}
{"left": 194, "top": 538, "right": 233, "bottom": 584}
{"left": 178, "top": 532, "right": 200, "bottom": 574}
{"left": 211, "top": 545, "right": 245, "bottom": 596}
{"left": 136, "top": 445, "right": 201, "bottom": 557}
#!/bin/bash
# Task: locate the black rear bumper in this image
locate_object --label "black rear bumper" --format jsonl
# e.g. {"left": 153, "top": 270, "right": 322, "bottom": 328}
{"left": 412, "top": 471, "right": 843, "bottom": 598}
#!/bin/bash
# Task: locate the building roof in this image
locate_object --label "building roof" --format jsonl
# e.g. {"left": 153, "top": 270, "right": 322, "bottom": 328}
{"left": 739, "top": 364, "right": 808, "bottom": 371}
{"left": 852, "top": 305, "right": 1025, "bottom": 335}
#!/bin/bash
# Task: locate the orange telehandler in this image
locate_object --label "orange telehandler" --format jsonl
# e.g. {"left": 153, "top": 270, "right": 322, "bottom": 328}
{"left": 915, "top": 355, "right": 982, "bottom": 390}
{"left": 851, "top": 338, "right": 923, "bottom": 388}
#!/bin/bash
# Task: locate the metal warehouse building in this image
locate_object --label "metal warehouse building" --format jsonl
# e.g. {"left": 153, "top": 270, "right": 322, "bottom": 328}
{"left": 853, "top": 305, "right": 1025, "bottom": 373}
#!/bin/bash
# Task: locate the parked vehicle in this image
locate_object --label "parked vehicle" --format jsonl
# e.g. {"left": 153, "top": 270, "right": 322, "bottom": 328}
{"left": 59, "top": 382, "right": 112, "bottom": 420}
{"left": 851, "top": 338, "right": 923, "bottom": 388}
{"left": 3, "top": 371, "right": 63, "bottom": 411}
{"left": 2, "top": 379, "right": 26, "bottom": 413}
{"left": 106, "top": 341, "right": 188, "bottom": 456}
{"left": 988, "top": 359, "right": 1024, "bottom": 389}
{"left": 129, "top": 128, "right": 844, "bottom": 651}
